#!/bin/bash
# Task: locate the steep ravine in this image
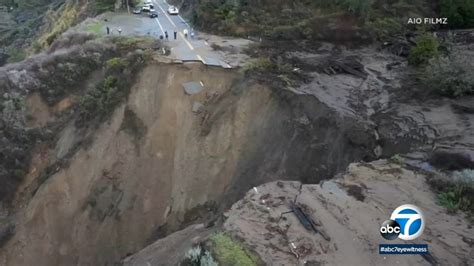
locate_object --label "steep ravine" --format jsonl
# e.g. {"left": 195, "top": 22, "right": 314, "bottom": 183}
{"left": 0, "top": 62, "right": 384, "bottom": 265}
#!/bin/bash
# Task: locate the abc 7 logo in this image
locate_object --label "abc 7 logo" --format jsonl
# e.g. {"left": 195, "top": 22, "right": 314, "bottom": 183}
{"left": 380, "top": 219, "right": 401, "bottom": 240}
{"left": 380, "top": 204, "right": 425, "bottom": 241}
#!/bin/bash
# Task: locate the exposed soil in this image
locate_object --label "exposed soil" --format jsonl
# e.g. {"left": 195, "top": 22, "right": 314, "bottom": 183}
{"left": 0, "top": 59, "right": 386, "bottom": 265}
{"left": 221, "top": 161, "right": 473, "bottom": 266}
{"left": 122, "top": 160, "right": 473, "bottom": 266}
{"left": 1, "top": 38, "right": 473, "bottom": 265}
{"left": 25, "top": 93, "right": 53, "bottom": 128}
{"left": 117, "top": 41, "right": 474, "bottom": 265}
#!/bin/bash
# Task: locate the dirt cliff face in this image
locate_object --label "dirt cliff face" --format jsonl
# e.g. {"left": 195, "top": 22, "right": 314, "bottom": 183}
{"left": 0, "top": 60, "right": 381, "bottom": 265}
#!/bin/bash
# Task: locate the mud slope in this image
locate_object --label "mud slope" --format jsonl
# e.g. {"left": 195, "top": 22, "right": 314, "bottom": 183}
{"left": 124, "top": 161, "right": 473, "bottom": 265}
{"left": 223, "top": 161, "right": 472, "bottom": 266}
{"left": 0, "top": 62, "right": 378, "bottom": 265}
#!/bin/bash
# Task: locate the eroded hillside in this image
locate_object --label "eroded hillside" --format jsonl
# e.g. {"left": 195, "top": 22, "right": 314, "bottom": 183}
{"left": 125, "top": 160, "right": 473, "bottom": 265}
{"left": 0, "top": 0, "right": 473, "bottom": 265}
{"left": 0, "top": 45, "right": 389, "bottom": 264}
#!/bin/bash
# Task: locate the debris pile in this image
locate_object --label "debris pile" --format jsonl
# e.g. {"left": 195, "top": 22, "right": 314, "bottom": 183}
{"left": 222, "top": 161, "right": 472, "bottom": 265}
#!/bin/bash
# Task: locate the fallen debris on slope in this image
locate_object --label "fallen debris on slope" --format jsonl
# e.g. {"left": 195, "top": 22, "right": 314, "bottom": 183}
{"left": 122, "top": 160, "right": 473, "bottom": 265}
{"left": 222, "top": 160, "right": 472, "bottom": 265}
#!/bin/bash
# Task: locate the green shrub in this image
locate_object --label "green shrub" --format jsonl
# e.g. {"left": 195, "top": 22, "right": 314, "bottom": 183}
{"left": 105, "top": 57, "right": 128, "bottom": 73}
{"left": 369, "top": 17, "right": 403, "bottom": 41}
{"left": 94, "top": 0, "right": 116, "bottom": 12}
{"left": 437, "top": 191, "right": 460, "bottom": 212}
{"left": 210, "top": 233, "right": 259, "bottom": 266}
{"left": 428, "top": 170, "right": 474, "bottom": 217}
{"left": 390, "top": 154, "right": 404, "bottom": 164}
{"left": 408, "top": 34, "right": 439, "bottom": 65}
{"left": 6, "top": 48, "right": 26, "bottom": 63}
{"left": 37, "top": 47, "right": 105, "bottom": 105}
{"left": 103, "top": 75, "right": 118, "bottom": 88}
{"left": 439, "top": 0, "right": 474, "bottom": 29}
{"left": 422, "top": 51, "right": 474, "bottom": 97}
{"left": 191, "top": 0, "right": 376, "bottom": 38}
{"left": 36, "top": 2, "right": 81, "bottom": 48}
{"left": 242, "top": 58, "right": 276, "bottom": 74}
{"left": 87, "top": 21, "right": 104, "bottom": 35}
{"left": 79, "top": 75, "right": 122, "bottom": 120}
{"left": 111, "top": 36, "right": 157, "bottom": 51}
{"left": 437, "top": 183, "right": 473, "bottom": 214}
{"left": 78, "top": 48, "right": 152, "bottom": 124}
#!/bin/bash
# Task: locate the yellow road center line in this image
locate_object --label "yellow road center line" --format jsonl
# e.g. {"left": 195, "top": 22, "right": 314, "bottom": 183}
{"left": 197, "top": 54, "right": 206, "bottom": 64}
{"left": 179, "top": 32, "right": 194, "bottom": 50}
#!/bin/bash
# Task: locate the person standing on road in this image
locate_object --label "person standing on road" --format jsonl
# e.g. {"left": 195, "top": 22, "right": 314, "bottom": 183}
{"left": 183, "top": 29, "right": 188, "bottom": 38}
{"left": 165, "top": 31, "right": 168, "bottom": 40}
{"left": 174, "top": 31, "right": 177, "bottom": 40}
{"left": 106, "top": 26, "right": 110, "bottom": 35}
{"left": 117, "top": 27, "right": 122, "bottom": 35}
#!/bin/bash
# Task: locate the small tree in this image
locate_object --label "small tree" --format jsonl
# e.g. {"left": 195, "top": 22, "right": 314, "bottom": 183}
{"left": 422, "top": 50, "right": 474, "bottom": 97}
{"left": 408, "top": 34, "right": 439, "bottom": 66}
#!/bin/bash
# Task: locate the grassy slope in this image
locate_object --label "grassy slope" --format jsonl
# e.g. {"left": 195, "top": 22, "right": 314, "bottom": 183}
{"left": 210, "top": 233, "right": 260, "bottom": 266}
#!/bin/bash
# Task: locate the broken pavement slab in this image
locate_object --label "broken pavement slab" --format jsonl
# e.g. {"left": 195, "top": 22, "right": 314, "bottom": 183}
{"left": 182, "top": 81, "right": 204, "bottom": 95}
{"left": 199, "top": 56, "right": 232, "bottom": 68}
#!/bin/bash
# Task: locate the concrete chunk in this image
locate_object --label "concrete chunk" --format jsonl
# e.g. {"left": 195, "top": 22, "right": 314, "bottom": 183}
{"left": 182, "top": 81, "right": 204, "bottom": 95}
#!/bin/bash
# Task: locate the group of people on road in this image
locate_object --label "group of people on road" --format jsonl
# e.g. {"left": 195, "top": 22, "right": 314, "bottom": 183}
{"left": 158, "top": 28, "right": 194, "bottom": 40}
{"left": 105, "top": 26, "right": 194, "bottom": 41}
{"left": 162, "top": 31, "right": 175, "bottom": 40}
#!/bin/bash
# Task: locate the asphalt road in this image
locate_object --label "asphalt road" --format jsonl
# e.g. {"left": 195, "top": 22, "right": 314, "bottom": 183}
{"left": 99, "top": 0, "right": 237, "bottom": 67}
{"left": 150, "top": 0, "right": 215, "bottom": 64}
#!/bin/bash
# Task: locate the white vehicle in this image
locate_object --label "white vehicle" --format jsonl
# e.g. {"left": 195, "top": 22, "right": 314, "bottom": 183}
{"left": 142, "top": 4, "right": 154, "bottom": 12}
{"left": 167, "top": 6, "right": 179, "bottom": 15}
{"left": 144, "top": 0, "right": 153, "bottom": 4}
